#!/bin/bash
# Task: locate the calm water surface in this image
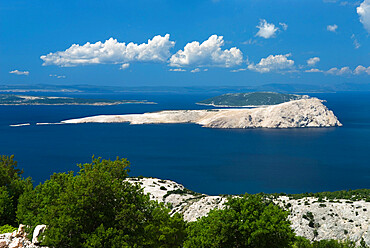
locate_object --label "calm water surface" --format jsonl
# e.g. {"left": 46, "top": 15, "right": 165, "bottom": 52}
{"left": 0, "top": 92, "right": 369, "bottom": 195}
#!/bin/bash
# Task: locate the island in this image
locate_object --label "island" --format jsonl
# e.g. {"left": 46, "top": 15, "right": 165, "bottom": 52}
{"left": 0, "top": 94, "right": 156, "bottom": 106}
{"left": 197, "top": 92, "right": 310, "bottom": 107}
{"left": 54, "top": 97, "right": 342, "bottom": 128}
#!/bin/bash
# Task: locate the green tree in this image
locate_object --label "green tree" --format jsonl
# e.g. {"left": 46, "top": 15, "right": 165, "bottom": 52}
{"left": 184, "top": 194, "right": 295, "bottom": 248}
{"left": 0, "top": 155, "right": 32, "bottom": 226}
{"left": 17, "top": 157, "right": 186, "bottom": 247}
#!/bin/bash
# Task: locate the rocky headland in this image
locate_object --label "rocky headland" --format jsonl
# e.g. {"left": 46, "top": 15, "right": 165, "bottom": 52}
{"left": 59, "top": 98, "right": 342, "bottom": 128}
{"left": 126, "top": 178, "right": 370, "bottom": 246}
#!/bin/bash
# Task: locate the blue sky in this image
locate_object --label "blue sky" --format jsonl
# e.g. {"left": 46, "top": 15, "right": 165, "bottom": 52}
{"left": 1, "top": 0, "right": 369, "bottom": 87}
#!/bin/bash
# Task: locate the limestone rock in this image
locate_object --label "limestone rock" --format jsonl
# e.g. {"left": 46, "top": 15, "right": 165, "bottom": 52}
{"left": 129, "top": 177, "right": 370, "bottom": 246}
{"left": 60, "top": 98, "right": 342, "bottom": 129}
{"left": 31, "top": 225, "right": 46, "bottom": 244}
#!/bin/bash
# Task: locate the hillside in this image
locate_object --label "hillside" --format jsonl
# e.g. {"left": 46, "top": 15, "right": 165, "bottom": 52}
{"left": 197, "top": 92, "right": 309, "bottom": 107}
{"left": 127, "top": 177, "right": 370, "bottom": 246}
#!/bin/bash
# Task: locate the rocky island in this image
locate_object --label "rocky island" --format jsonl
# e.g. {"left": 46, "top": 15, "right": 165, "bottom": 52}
{"left": 58, "top": 97, "right": 342, "bottom": 128}
{"left": 0, "top": 94, "right": 156, "bottom": 106}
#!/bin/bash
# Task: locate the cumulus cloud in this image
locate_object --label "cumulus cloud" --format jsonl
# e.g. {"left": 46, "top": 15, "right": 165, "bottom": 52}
{"left": 305, "top": 68, "right": 323, "bottom": 73}
{"left": 354, "top": 65, "right": 370, "bottom": 74}
{"left": 307, "top": 57, "right": 320, "bottom": 66}
{"left": 191, "top": 68, "right": 201, "bottom": 73}
{"left": 9, "top": 70, "right": 29, "bottom": 76}
{"left": 357, "top": 0, "right": 370, "bottom": 33}
{"left": 120, "top": 63, "right": 130, "bottom": 70}
{"left": 41, "top": 34, "right": 175, "bottom": 68}
{"left": 326, "top": 66, "right": 352, "bottom": 75}
{"left": 169, "top": 68, "right": 186, "bottom": 72}
{"left": 327, "top": 24, "right": 338, "bottom": 32}
{"left": 169, "top": 35, "right": 243, "bottom": 68}
{"left": 248, "top": 54, "right": 295, "bottom": 73}
{"left": 255, "top": 19, "right": 279, "bottom": 39}
{"left": 49, "top": 74, "right": 66, "bottom": 78}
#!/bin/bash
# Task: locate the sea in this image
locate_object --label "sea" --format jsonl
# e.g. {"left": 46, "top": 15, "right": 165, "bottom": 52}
{"left": 0, "top": 91, "right": 369, "bottom": 195}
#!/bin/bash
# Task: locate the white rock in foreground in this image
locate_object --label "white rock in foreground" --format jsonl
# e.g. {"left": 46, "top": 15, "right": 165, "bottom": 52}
{"left": 127, "top": 178, "right": 370, "bottom": 246}
{"left": 60, "top": 98, "right": 342, "bottom": 128}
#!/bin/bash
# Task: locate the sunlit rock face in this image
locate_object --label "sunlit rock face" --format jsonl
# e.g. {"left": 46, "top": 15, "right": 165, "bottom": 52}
{"left": 127, "top": 178, "right": 370, "bottom": 246}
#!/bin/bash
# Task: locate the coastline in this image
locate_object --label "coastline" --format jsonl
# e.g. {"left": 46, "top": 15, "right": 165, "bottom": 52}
{"left": 0, "top": 101, "right": 157, "bottom": 106}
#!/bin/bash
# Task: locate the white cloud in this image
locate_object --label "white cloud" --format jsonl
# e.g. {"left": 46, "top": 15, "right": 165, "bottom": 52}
{"left": 169, "top": 68, "right": 186, "bottom": 72}
{"left": 191, "top": 68, "right": 201, "bottom": 73}
{"left": 307, "top": 57, "right": 320, "bottom": 66}
{"left": 351, "top": 34, "right": 361, "bottom": 49}
{"left": 241, "top": 39, "right": 257, "bottom": 45}
{"left": 354, "top": 65, "right": 370, "bottom": 74}
{"left": 327, "top": 24, "right": 338, "bottom": 32}
{"left": 256, "top": 19, "right": 279, "bottom": 39}
{"left": 231, "top": 68, "right": 247, "bottom": 72}
{"left": 305, "top": 68, "right": 323, "bottom": 73}
{"left": 248, "top": 54, "right": 295, "bottom": 73}
{"left": 41, "top": 34, "right": 175, "bottom": 68}
{"left": 279, "top": 22, "right": 288, "bottom": 31}
{"left": 120, "top": 63, "right": 130, "bottom": 70}
{"left": 326, "top": 66, "right": 352, "bottom": 75}
{"left": 357, "top": 0, "right": 370, "bottom": 33}
{"left": 9, "top": 70, "right": 29, "bottom": 76}
{"left": 49, "top": 74, "right": 66, "bottom": 78}
{"left": 169, "top": 35, "right": 243, "bottom": 68}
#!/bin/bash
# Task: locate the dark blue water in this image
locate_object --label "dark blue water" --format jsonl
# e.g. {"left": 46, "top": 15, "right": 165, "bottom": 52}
{"left": 0, "top": 92, "right": 369, "bottom": 195}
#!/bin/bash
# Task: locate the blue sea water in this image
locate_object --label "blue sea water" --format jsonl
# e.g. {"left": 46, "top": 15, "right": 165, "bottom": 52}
{"left": 0, "top": 92, "right": 369, "bottom": 195}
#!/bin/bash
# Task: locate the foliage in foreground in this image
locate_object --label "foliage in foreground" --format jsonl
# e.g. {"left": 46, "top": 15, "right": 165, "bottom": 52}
{"left": 0, "top": 155, "right": 368, "bottom": 247}
{"left": 0, "top": 224, "right": 17, "bottom": 234}
{"left": 184, "top": 194, "right": 296, "bottom": 248}
{"left": 17, "top": 157, "right": 186, "bottom": 247}
{"left": 0, "top": 155, "right": 32, "bottom": 227}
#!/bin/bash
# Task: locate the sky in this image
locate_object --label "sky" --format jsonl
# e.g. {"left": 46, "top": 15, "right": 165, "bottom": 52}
{"left": 1, "top": 0, "right": 369, "bottom": 87}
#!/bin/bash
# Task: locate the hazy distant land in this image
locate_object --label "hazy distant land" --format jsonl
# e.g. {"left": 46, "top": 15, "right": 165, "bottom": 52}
{"left": 197, "top": 92, "right": 310, "bottom": 107}
{"left": 0, "top": 94, "right": 156, "bottom": 106}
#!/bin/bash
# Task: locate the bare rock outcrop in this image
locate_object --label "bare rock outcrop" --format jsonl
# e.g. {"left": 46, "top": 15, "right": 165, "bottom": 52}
{"left": 128, "top": 177, "right": 369, "bottom": 246}
{"left": 0, "top": 225, "right": 47, "bottom": 248}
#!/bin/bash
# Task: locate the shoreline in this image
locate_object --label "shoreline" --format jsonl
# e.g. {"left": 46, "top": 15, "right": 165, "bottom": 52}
{"left": 0, "top": 101, "right": 157, "bottom": 106}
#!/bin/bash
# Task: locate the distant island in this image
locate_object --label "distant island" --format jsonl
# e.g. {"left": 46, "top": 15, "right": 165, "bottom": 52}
{"left": 0, "top": 94, "right": 156, "bottom": 106}
{"left": 197, "top": 92, "right": 310, "bottom": 107}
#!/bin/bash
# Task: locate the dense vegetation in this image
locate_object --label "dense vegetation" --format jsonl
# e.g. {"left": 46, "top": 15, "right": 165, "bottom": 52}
{"left": 17, "top": 157, "right": 186, "bottom": 247}
{"left": 0, "top": 155, "right": 32, "bottom": 226}
{"left": 184, "top": 194, "right": 295, "bottom": 248}
{"left": 0, "top": 155, "right": 368, "bottom": 247}
{"left": 197, "top": 92, "right": 307, "bottom": 107}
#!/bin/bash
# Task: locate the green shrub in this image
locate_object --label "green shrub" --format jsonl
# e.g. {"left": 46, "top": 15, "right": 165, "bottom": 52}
{"left": 184, "top": 194, "right": 295, "bottom": 248}
{"left": 293, "top": 236, "right": 358, "bottom": 248}
{"left": 0, "top": 224, "right": 17, "bottom": 234}
{"left": 17, "top": 157, "right": 186, "bottom": 248}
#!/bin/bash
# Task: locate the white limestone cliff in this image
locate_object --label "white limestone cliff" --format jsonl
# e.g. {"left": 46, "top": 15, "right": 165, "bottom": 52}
{"left": 59, "top": 98, "right": 342, "bottom": 129}
{"left": 126, "top": 178, "right": 370, "bottom": 246}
